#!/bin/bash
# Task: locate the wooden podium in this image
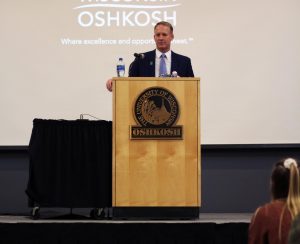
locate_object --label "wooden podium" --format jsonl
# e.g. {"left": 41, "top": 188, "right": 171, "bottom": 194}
{"left": 112, "top": 77, "right": 200, "bottom": 218}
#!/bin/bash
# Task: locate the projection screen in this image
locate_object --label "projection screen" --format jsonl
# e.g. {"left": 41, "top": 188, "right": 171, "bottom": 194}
{"left": 1, "top": 0, "right": 300, "bottom": 145}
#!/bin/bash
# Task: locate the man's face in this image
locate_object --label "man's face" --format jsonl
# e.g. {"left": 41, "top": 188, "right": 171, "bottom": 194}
{"left": 154, "top": 24, "right": 174, "bottom": 53}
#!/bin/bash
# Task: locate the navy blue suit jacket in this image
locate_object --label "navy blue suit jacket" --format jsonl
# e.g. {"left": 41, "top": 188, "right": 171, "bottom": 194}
{"left": 128, "top": 50, "right": 194, "bottom": 77}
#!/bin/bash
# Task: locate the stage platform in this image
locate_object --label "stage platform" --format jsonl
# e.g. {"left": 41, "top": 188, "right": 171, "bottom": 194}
{"left": 0, "top": 213, "right": 251, "bottom": 244}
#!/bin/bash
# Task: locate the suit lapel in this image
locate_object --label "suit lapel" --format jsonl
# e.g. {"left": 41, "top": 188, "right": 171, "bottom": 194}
{"left": 148, "top": 50, "right": 156, "bottom": 77}
{"left": 171, "top": 51, "right": 179, "bottom": 74}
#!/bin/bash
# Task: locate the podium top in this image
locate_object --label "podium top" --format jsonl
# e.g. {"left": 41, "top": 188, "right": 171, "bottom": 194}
{"left": 112, "top": 77, "right": 200, "bottom": 82}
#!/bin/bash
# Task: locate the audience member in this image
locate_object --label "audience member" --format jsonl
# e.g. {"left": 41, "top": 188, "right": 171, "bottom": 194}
{"left": 248, "top": 158, "right": 300, "bottom": 244}
{"left": 288, "top": 213, "right": 300, "bottom": 244}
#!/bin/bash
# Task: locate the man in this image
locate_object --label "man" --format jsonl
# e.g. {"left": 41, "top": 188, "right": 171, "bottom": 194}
{"left": 106, "top": 21, "right": 194, "bottom": 91}
{"left": 128, "top": 21, "right": 194, "bottom": 77}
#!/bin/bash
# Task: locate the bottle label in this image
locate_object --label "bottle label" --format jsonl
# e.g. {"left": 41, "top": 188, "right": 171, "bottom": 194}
{"left": 117, "top": 65, "right": 125, "bottom": 71}
{"left": 117, "top": 65, "right": 125, "bottom": 77}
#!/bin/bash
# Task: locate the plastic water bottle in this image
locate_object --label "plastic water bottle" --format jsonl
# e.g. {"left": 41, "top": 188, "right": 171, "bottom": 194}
{"left": 116, "top": 58, "right": 125, "bottom": 77}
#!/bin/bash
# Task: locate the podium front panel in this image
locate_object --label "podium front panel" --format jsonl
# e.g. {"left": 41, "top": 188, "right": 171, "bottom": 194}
{"left": 113, "top": 77, "right": 200, "bottom": 207}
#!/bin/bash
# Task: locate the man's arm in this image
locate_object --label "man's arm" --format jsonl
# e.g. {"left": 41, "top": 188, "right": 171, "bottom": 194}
{"left": 186, "top": 58, "right": 194, "bottom": 77}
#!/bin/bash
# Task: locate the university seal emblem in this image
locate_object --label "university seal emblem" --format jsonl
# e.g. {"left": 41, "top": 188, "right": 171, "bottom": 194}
{"left": 131, "top": 87, "right": 182, "bottom": 139}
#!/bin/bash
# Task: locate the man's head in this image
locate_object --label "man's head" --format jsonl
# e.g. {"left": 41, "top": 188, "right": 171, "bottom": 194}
{"left": 154, "top": 21, "right": 174, "bottom": 53}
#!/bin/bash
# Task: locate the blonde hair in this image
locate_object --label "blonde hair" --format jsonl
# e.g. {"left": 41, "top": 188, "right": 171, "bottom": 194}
{"left": 275, "top": 158, "right": 300, "bottom": 240}
{"left": 286, "top": 162, "right": 300, "bottom": 218}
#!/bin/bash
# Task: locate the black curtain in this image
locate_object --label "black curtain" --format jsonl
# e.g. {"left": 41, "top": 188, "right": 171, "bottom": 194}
{"left": 26, "top": 119, "right": 112, "bottom": 208}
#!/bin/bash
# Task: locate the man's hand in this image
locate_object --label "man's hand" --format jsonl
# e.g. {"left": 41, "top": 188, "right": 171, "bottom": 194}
{"left": 106, "top": 79, "right": 113, "bottom": 92}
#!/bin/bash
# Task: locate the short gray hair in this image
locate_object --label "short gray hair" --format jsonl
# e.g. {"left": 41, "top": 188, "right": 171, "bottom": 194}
{"left": 154, "top": 21, "right": 173, "bottom": 33}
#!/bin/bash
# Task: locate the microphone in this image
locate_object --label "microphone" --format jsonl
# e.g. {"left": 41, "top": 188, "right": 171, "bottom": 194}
{"left": 134, "top": 53, "right": 145, "bottom": 59}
